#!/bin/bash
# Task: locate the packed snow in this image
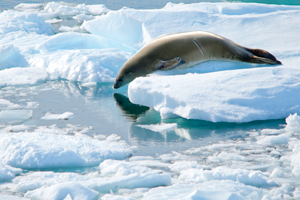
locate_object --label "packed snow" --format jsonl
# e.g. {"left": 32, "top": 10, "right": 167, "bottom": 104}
{"left": 1, "top": 1, "right": 300, "bottom": 200}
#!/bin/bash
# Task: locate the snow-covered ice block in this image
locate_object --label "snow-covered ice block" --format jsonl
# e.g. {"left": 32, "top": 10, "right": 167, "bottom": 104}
{"left": 0, "top": 130, "right": 132, "bottom": 169}
{"left": 0, "top": 110, "right": 32, "bottom": 124}
{"left": 24, "top": 182, "right": 98, "bottom": 200}
{"left": 0, "top": 162, "right": 22, "bottom": 182}
{"left": 129, "top": 68, "right": 300, "bottom": 122}
{"left": 41, "top": 112, "right": 74, "bottom": 120}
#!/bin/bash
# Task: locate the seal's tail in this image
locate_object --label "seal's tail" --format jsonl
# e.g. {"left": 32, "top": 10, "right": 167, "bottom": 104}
{"left": 245, "top": 48, "right": 282, "bottom": 65}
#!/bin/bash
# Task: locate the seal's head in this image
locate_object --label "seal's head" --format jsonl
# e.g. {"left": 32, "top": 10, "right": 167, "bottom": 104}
{"left": 113, "top": 59, "right": 145, "bottom": 89}
{"left": 113, "top": 56, "right": 152, "bottom": 89}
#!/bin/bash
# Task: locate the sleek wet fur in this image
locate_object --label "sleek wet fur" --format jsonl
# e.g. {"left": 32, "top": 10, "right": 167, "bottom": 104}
{"left": 113, "top": 31, "right": 281, "bottom": 89}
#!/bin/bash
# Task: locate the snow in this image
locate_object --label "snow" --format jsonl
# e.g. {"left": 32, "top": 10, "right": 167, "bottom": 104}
{"left": 1, "top": 1, "right": 300, "bottom": 200}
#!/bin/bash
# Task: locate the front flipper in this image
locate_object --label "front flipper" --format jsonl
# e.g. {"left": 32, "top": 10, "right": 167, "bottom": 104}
{"left": 156, "top": 57, "right": 186, "bottom": 70}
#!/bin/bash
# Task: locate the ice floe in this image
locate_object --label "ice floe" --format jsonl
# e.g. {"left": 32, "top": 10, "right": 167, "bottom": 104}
{"left": 0, "top": 163, "right": 22, "bottom": 182}
{"left": 41, "top": 111, "right": 74, "bottom": 120}
{"left": 0, "top": 126, "right": 132, "bottom": 169}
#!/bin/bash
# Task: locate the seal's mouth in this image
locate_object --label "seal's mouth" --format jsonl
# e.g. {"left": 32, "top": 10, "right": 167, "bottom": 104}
{"left": 113, "top": 79, "right": 122, "bottom": 89}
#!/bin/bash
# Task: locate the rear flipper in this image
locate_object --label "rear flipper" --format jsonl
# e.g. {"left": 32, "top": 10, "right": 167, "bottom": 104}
{"left": 245, "top": 48, "right": 282, "bottom": 65}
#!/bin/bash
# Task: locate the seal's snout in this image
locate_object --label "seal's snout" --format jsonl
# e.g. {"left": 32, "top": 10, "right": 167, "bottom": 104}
{"left": 113, "top": 78, "right": 123, "bottom": 89}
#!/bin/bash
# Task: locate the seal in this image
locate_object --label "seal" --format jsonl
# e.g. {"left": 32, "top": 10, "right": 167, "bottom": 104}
{"left": 113, "top": 31, "right": 281, "bottom": 89}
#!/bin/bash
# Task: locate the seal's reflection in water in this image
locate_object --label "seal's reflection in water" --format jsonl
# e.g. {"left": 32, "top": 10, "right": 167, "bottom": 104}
{"left": 113, "top": 93, "right": 286, "bottom": 144}
{"left": 113, "top": 93, "right": 150, "bottom": 122}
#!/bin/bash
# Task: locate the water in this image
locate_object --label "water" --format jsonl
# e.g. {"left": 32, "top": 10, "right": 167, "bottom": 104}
{"left": 4, "top": 80, "right": 285, "bottom": 157}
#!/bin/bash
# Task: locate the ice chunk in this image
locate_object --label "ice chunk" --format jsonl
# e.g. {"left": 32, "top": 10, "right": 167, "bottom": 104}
{"left": 41, "top": 112, "right": 74, "bottom": 120}
{"left": 169, "top": 161, "right": 199, "bottom": 172}
{"left": 0, "top": 45, "right": 28, "bottom": 69}
{"left": 24, "top": 182, "right": 98, "bottom": 200}
{"left": 285, "top": 113, "right": 300, "bottom": 133}
{"left": 0, "top": 99, "right": 22, "bottom": 110}
{"left": 14, "top": 3, "right": 43, "bottom": 12}
{"left": 176, "top": 189, "right": 244, "bottom": 200}
{"left": 290, "top": 141, "right": 300, "bottom": 176}
{"left": 76, "top": 4, "right": 110, "bottom": 15}
{"left": 26, "top": 101, "right": 39, "bottom": 108}
{"left": 129, "top": 156, "right": 155, "bottom": 161}
{"left": 0, "top": 162, "right": 22, "bottom": 182}
{"left": 144, "top": 180, "right": 263, "bottom": 199}
{"left": 0, "top": 10, "right": 53, "bottom": 35}
{"left": 0, "top": 110, "right": 32, "bottom": 124}
{"left": 12, "top": 171, "right": 90, "bottom": 193}
{"left": 73, "top": 14, "right": 95, "bottom": 21}
{"left": 43, "top": 2, "right": 92, "bottom": 17}
{"left": 32, "top": 49, "right": 131, "bottom": 83}
{"left": 256, "top": 134, "right": 290, "bottom": 146}
{"left": 163, "top": 2, "right": 299, "bottom": 15}
{"left": 84, "top": 172, "right": 171, "bottom": 193}
{"left": 136, "top": 123, "right": 177, "bottom": 133}
{"left": 0, "top": 67, "right": 48, "bottom": 87}
{"left": 129, "top": 68, "right": 300, "bottom": 122}
{"left": 100, "top": 159, "right": 152, "bottom": 176}
{"left": 36, "top": 32, "right": 135, "bottom": 52}
{"left": 83, "top": 11, "right": 144, "bottom": 47}
{"left": 178, "top": 166, "right": 277, "bottom": 188}
{"left": 0, "top": 125, "right": 33, "bottom": 133}
{"left": 0, "top": 129, "right": 132, "bottom": 169}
